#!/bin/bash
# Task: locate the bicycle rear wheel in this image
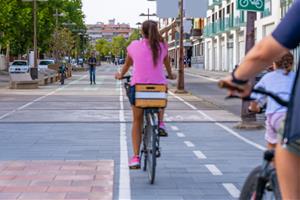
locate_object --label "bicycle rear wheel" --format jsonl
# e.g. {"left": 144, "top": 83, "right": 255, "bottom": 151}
{"left": 145, "top": 112, "right": 158, "bottom": 184}
{"left": 239, "top": 166, "right": 281, "bottom": 200}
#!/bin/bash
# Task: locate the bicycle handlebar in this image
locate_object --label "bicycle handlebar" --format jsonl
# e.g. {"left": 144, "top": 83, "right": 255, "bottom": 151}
{"left": 218, "top": 80, "right": 289, "bottom": 107}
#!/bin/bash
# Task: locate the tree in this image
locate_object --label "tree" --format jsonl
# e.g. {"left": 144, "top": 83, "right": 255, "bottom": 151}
{"left": 95, "top": 39, "right": 111, "bottom": 58}
{"left": 0, "top": 0, "right": 85, "bottom": 58}
{"left": 126, "top": 29, "right": 140, "bottom": 47}
{"left": 111, "top": 35, "right": 126, "bottom": 58}
{"left": 50, "top": 28, "right": 74, "bottom": 61}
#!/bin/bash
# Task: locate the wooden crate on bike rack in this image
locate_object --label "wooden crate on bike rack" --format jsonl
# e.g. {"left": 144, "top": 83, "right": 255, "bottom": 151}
{"left": 135, "top": 84, "right": 167, "bottom": 108}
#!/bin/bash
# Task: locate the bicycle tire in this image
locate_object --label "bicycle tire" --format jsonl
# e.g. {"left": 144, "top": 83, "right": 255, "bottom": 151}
{"left": 240, "top": 166, "right": 281, "bottom": 200}
{"left": 146, "top": 112, "right": 157, "bottom": 184}
{"left": 142, "top": 127, "right": 147, "bottom": 172}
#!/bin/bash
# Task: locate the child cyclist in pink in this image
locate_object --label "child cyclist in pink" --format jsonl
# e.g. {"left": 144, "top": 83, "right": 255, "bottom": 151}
{"left": 249, "top": 52, "right": 295, "bottom": 149}
{"left": 115, "top": 20, "right": 176, "bottom": 169}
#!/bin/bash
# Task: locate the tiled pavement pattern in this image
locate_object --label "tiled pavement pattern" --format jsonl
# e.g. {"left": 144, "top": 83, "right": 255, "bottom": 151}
{"left": 0, "top": 65, "right": 266, "bottom": 200}
{"left": 0, "top": 160, "right": 113, "bottom": 200}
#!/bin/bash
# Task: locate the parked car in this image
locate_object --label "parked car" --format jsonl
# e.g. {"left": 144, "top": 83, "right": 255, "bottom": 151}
{"left": 9, "top": 60, "right": 30, "bottom": 73}
{"left": 118, "top": 58, "right": 125, "bottom": 65}
{"left": 38, "top": 59, "right": 55, "bottom": 70}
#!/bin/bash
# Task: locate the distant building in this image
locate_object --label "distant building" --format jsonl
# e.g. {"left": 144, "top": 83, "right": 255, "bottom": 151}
{"left": 86, "top": 19, "right": 132, "bottom": 46}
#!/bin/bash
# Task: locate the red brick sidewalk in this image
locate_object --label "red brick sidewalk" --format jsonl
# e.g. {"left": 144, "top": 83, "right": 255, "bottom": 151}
{"left": 0, "top": 160, "right": 114, "bottom": 200}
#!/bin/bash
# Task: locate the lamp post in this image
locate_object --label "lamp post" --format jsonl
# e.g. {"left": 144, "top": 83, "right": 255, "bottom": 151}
{"left": 22, "top": 0, "right": 48, "bottom": 80}
{"left": 140, "top": 8, "right": 157, "bottom": 20}
{"left": 53, "top": 9, "right": 65, "bottom": 28}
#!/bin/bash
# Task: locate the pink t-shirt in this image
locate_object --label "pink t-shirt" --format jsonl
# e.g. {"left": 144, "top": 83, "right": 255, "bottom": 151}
{"left": 127, "top": 39, "right": 168, "bottom": 86}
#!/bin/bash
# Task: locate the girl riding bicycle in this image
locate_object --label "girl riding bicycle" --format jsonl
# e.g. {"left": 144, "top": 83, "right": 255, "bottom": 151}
{"left": 249, "top": 52, "right": 295, "bottom": 149}
{"left": 115, "top": 20, "right": 176, "bottom": 169}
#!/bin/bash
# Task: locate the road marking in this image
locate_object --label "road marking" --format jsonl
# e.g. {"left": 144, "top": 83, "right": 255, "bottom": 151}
{"left": 84, "top": 87, "right": 98, "bottom": 91}
{"left": 169, "top": 91, "right": 266, "bottom": 151}
{"left": 170, "top": 125, "right": 179, "bottom": 131}
{"left": 185, "top": 72, "right": 219, "bottom": 82}
{"left": 223, "top": 183, "right": 240, "bottom": 198}
{"left": 118, "top": 81, "right": 131, "bottom": 200}
{"left": 184, "top": 141, "right": 195, "bottom": 147}
{"left": 193, "top": 150, "right": 207, "bottom": 159}
{"left": 205, "top": 164, "right": 223, "bottom": 176}
{"left": 0, "top": 74, "right": 88, "bottom": 120}
{"left": 176, "top": 132, "right": 186, "bottom": 138}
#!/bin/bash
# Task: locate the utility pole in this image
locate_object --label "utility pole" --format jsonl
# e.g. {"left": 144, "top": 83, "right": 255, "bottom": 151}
{"left": 176, "top": 0, "right": 186, "bottom": 93}
{"left": 22, "top": 0, "right": 48, "bottom": 79}
{"left": 239, "top": 11, "right": 257, "bottom": 127}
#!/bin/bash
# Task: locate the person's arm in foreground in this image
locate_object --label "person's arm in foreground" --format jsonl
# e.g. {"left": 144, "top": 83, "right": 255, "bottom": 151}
{"left": 234, "top": 36, "right": 288, "bottom": 80}
{"left": 115, "top": 55, "right": 133, "bottom": 79}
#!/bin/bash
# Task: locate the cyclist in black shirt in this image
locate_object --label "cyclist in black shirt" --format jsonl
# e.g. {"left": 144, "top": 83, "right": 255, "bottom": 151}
{"left": 221, "top": 1, "right": 300, "bottom": 199}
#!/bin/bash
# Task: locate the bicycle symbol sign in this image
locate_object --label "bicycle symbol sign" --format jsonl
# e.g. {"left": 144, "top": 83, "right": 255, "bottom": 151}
{"left": 237, "top": 0, "right": 265, "bottom": 12}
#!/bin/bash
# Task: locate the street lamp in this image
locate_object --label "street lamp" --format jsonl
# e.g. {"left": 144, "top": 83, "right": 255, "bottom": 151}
{"left": 22, "top": 0, "right": 48, "bottom": 80}
{"left": 53, "top": 9, "right": 65, "bottom": 28}
{"left": 139, "top": 8, "right": 156, "bottom": 20}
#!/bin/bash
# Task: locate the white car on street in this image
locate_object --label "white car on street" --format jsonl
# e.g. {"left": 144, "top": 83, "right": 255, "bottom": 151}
{"left": 9, "top": 60, "right": 30, "bottom": 73}
{"left": 38, "top": 59, "right": 55, "bottom": 70}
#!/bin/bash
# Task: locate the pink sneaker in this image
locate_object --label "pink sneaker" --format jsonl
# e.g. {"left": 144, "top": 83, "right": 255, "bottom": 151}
{"left": 129, "top": 155, "right": 140, "bottom": 169}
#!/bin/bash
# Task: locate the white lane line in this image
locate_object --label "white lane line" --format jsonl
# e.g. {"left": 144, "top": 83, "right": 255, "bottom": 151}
{"left": 0, "top": 74, "right": 88, "bottom": 120}
{"left": 185, "top": 72, "right": 219, "bottom": 82}
{"left": 184, "top": 141, "right": 195, "bottom": 147}
{"left": 118, "top": 81, "right": 131, "bottom": 200}
{"left": 176, "top": 132, "right": 186, "bottom": 138}
{"left": 169, "top": 91, "right": 266, "bottom": 151}
{"left": 170, "top": 125, "right": 179, "bottom": 131}
{"left": 216, "top": 122, "right": 266, "bottom": 151}
{"left": 193, "top": 150, "right": 207, "bottom": 159}
{"left": 223, "top": 183, "right": 240, "bottom": 198}
{"left": 205, "top": 164, "right": 223, "bottom": 176}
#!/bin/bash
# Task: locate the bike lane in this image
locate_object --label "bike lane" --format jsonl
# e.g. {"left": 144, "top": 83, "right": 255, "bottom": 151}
{"left": 0, "top": 65, "right": 266, "bottom": 200}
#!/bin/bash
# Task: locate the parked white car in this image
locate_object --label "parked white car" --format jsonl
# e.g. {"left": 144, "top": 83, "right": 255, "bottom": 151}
{"left": 9, "top": 60, "right": 30, "bottom": 73}
{"left": 38, "top": 59, "right": 55, "bottom": 70}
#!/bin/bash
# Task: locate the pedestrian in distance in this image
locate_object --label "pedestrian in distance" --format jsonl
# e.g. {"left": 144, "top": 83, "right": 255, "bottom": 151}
{"left": 115, "top": 20, "right": 176, "bottom": 169}
{"left": 88, "top": 52, "right": 97, "bottom": 85}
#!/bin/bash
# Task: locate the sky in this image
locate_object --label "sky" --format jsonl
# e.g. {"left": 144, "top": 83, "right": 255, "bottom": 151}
{"left": 82, "top": 0, "right": 157, "bottom": 27}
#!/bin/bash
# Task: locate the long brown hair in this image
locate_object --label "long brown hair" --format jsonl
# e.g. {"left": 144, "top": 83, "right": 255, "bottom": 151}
{"left": 274, "top": 52, "right": 294, "bottom": 75}
{"left": 142, "top": 20, "right": 164, "bottom": 66}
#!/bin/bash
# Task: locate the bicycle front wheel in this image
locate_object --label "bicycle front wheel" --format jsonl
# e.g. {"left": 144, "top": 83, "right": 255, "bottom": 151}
{"left": 145, "top": 112, "right": 158, "bottom": 184}
{"left": 239, "top": 166, "right": 281, "bottom": 200}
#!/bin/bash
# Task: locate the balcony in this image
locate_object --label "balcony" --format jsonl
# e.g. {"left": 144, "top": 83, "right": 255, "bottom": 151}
{"left": 234, "top": 12, "right": 246, "bottom": 27}
{"left": 225, "top": 15, "right": 234, "bottom": 31}
{"left": 208, "top": 0, "right": 222, "bottom": 9}
{"left": 191, "top": 29, "right": 203, "bottom": 37}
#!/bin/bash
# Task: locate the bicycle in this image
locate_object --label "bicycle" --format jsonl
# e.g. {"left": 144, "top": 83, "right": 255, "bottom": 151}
{"left": 219, "top": 80, "right": 289, "bottom": 200}
{"left": 122, "top": 75, "right": 167, "bottom": 184}
{"left": 240, "top": 0, "right": 264, "bottom": 9}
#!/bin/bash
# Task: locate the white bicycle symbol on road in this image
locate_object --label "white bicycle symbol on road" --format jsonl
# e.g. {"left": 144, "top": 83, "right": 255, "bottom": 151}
{"left": 240, "top": 0, "right": 263, "bottom": 9}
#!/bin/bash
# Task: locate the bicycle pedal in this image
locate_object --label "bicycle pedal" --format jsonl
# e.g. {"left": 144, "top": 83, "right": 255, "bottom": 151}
{"left": 156, "top": 150, "right": 161, "bottom": 157}
{"left": 265, "top": 181, "right": 273, "bottom": 191}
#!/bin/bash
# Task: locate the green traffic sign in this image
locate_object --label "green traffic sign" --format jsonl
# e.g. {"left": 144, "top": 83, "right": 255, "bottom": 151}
{"left": 237, "top": 0, "right": 265, "bottom": 12}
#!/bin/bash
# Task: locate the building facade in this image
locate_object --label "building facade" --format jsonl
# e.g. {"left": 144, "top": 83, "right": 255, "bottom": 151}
{"left": 86, "top": 19, "right": 132, "bottom": 46}
{"left": 203, "top": 0, "right": 299, "bottom": 72}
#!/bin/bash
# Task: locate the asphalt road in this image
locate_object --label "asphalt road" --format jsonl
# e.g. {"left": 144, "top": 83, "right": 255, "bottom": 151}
{"left": 0, "top": 64, "right": 267, "bottom": 200}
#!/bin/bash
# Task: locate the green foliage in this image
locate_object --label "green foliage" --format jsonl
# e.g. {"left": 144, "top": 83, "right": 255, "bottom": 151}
{"left": 94, "top": 29, "right": 140, "bottom": 58}
{"left": 95, "top": 39, "right": 110, "bottom": 57}
{"left": 0, "top": 0, "right": 85, "bottom": 57}
{"left": 111, "top": 35, "right": 126, "bottom": 58}
{"left": 50, "top": 28, "right": 74, "bottom": 60}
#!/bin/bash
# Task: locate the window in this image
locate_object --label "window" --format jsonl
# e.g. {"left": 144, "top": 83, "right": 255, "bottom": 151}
{"left": 261, "top": 0, "right": 272, "bottom": 18}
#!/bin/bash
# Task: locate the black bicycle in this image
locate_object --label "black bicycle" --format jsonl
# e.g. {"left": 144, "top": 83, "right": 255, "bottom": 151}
{"left": 123, "top": 76, "right": 165, "bottom": 184}
{"left": 219, "top": 80, "right": 289, "bottom": 200}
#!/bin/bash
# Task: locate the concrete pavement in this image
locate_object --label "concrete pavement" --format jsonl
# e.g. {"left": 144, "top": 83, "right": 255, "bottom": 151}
{"left": 0, "top": 64, "right": 266, "bottom": 200}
